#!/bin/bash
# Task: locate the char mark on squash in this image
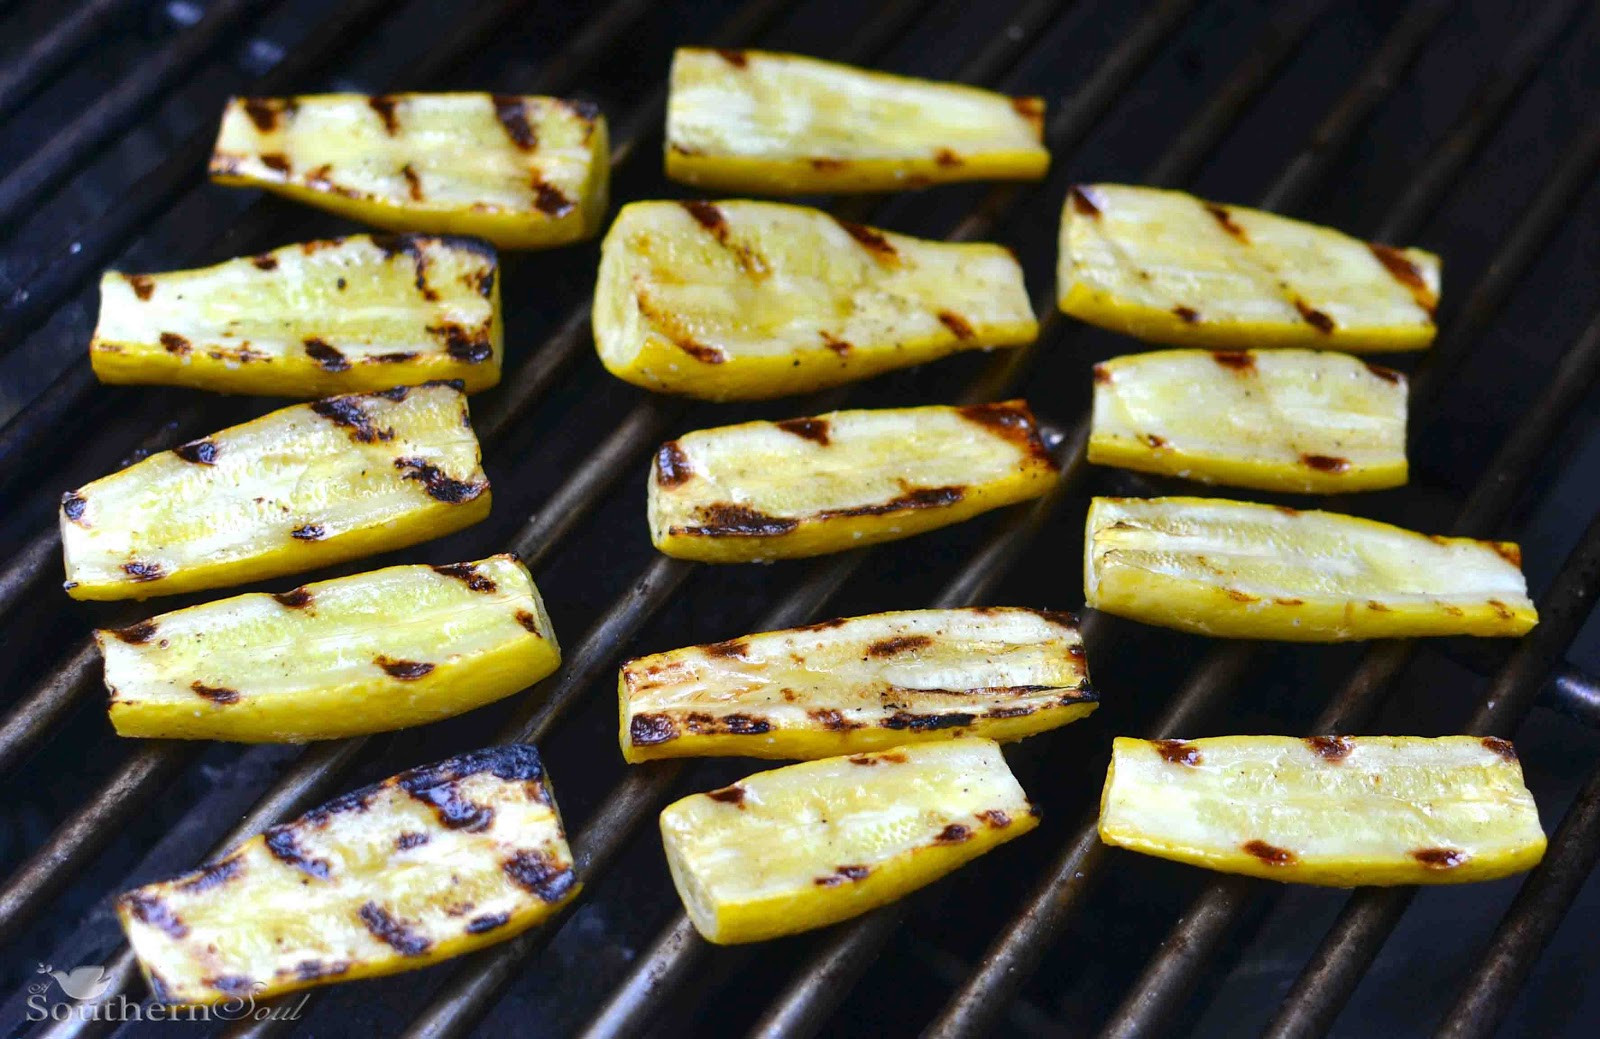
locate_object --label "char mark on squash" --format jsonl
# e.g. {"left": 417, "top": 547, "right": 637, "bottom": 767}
{"left": 491, "top": 95, "right": 537, "bottom": 150}
{"left": 265, "top": 828, "right": 332, "bottom": 879}
{"left": 128, "top": 274, "right": 155, "bottom": 300}
{"left": 123, "top": 892, "right": 188, "bottom": 938}
{"left": 291, "top": 523, "right": 326, "bottom": 541}
{"left": 1294, "top": 299, "right": 1336, "bottom": 334}
{"left": 715, "top": 48, "right": 748, "bottom": 68}
{"left": 1154, "top": 739, "right": 1201, "bottom": 766}
{"left": 358, "top": 902, "right": 432, "bottom": 956}
{"left": 1306, "top": 735, "right": 1352, "bottom": 762}
{"left": 882, "top": 710, "right": 973, "bottom": 732}
{"left": 428, "top": 322, "right": 493, "bottom": 364}
{"left": 160, "top": 332, "right": 190, "bottom": 355}
{"left": 312, "top": 396, "right": 393, "bottom": 443}
{"left": 866, "top": 634, "right": 933, "bottom": 657}
{"left": 191, "top": 681, "right": 240, "bottom": 705}
{"left": 1213, "top": 351, "right": 1255, "bottom": 373}
{"left": 831, "top": 217, "right": 898, "bottom": 262}
{"left": 110, "top": 619, "right": 157, "bottom": 644}
{"left": 273, "top": 586, "right": 313, "bottom": 608}
{"left": 395, "top": 457, "right": 488, "bottom": 505}
{"left": 935, "top": 824, "right": 972, "bottom": 844}
{"left": 1368, "top": 243, "right": 1436, "bottom": 316}
{"left": 682, "top": 503, "right": 799, "bottom": 537}
{"left": 775, "top": 417, "right": 831, "bottom": 445}
{"left": 1301, "top": 453, "right": 1350, "bottom": 473}
{"left": 503, "top": 850, "right": 576, "bottom": 902}
{"left": 432, "top": 561, "right": 496, "bottom": 593}
{"left": 61, "top": 491, "right": 88, "bottom": 522}
{"left": 369, "top": 95, "right": 400, "bottom": 134}
{"left": 655, "top": 442, "right": 693, "bottom": 487}
{"left": 630, "top": 713, "right": 679, "bottom": 746}
{"left": 957, "top": 400, "right": 1053, "bottom": 463}
{"left": 707, "top": 785, "right": 746, "bottom": 806}
{"left": 937, "top": 311, "right": 975, "bottom": 340}
{"left": 251, "top": 254, "right": 278, "bottom": 271}
{"left": 241, "top": 97, "right": 288, "bottom": 132}
{"left": 1482, "top": 736, "right": 1517, "bottom": 761}
{"left": 376, "top": 655, "right": 436, "bottom": 681}
{"left": 1069, "top": 185, "right": 1102, "bottom": 217}
{"left": 1203, "top": 203, "right": 1248, "bottom": 242}
{"left": 1242, "top": 840, "right": 1296, "bottom": 866}
{"left": 122, "top": 561, "right": 166, "bottom": 583}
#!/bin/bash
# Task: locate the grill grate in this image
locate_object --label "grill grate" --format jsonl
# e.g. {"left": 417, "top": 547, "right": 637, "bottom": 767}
{"left": 0, "top": 0, "right": 1597, "bottom": 1036}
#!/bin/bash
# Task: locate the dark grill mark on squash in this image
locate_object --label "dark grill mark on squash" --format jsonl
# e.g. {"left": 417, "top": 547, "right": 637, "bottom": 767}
{"left": 399, "top": 773, "right": 491, "bottom": 831}
{"left": 867, "top": 634, "right": 933, "bottom": 657}
{"left": 1368, "top": 243, "right": 1436, "bottom": 316}
{"left": 371, "top": 351, "right": 420, "bottom": 364}
{"left": 359, "top": 902, "right": 432, "bottom": 956}
{"left": 681, "top": 200, "right": 726, "bottom": 235}
{"left": 818, "top": 485, "right": 967, "bottom": 521}
{"left": 1204, "top": 203, "right": 1248, "bottom": 242}
{"left": 1482, "top": 736, "right": 1517, "bottom": 761}
{"left": 504, "top": 850, "right": 576, "bottom": 902}
{"left": 1364, "top": 361, "right": 1403, "bottom": 384}
{"left": 124, "top": 893, "right": 188, "bottom": 938}
{"left": 1301, "top": 453, "right": 1351, "bottom": 473}
{"left": 938, "top": 311, "right": 975, "bottom": 340}
{"left": 812, "top": 158, "right": 847, "bottom": 172}
{"left": 432, "top": 561, "right": 496, "bottom": 593}
{"left": 492, "top": 95, "right": 537, "bottom": 150}
{"left": 707, "top": 785, "right": 746, "bottom": 807}
{"left": 1143, "top": 433, "right": 1168, "bottom": 448}
{"left": 1154, "top": 739, "right": 1201, "bottom": 766}
{"left": 630, "top": 713, "right": 679, "bottom": 746}
{"left": 376, "top": 656, "right": 435, "bottom": 681}
{"left": 1307, "top": 735, "right": 1352, "bottom": 762}
{"left": 935, "top": 148, "right": 962, "bottom": 167}
{"left": 1172, "top": 305, "right": 1200, "bottom": 323}
{"left": 514, "top": 610, "right": 540, "bottom": 635}
{"left": 883, "top": 711, "right": 974, "bottom": 732}
{"left": 61, "top": 491, "right": 87, "bottom": 522}
{"left": 291, "top": 524, "right": 326, "bottom": 541}
{"left": 986, "top": 705, "right": 1035, "bottom": 719}
{"left": 312, "top": 396, "right": 393, "bottom": 443}
{"left": 531, "top": 179, "right": 572, "bottom": 216}
{"left": 174, "top": 437, "right": 221, "bottom": 465}
{"left": 1093, "top": 364, "right": 1111, "bottom": 385}
{"left": 251, "top": 254, "right": 278, "bottom": 271}
{"left": 191, "top": 681, "right": 240, "bottom": 705}
{"left": 1011, "top": 95, "right": 1044, "bottom": 130}
{"left": 242, "top": 97, "right": 286, "bottom": 132}
{"left": 1242, "top": 840, "right": 1296, "bottom": 866}
{"left": 716, "top": 48, "right": 748, "bottom": 68}
{"left": 395, "top": 457, "right": 488, "bottom": 505}
{"left": 704, "top": 638, "right": 750, "bottom": 660}
{"left": 1412, "top": 847, "right": 1469, "bottom": 870}
{"left": 776, "top": 417, "right": 831, "bottom": 445}
{"left": 1488, "top": 599, "right": 1515, "bottom": 620}
{"left": 681, "top": 712, "right": 772, "bottom": 736}
{"left": 814, "top": 865, "right": 870, "bottom": 886}
{"left": 466, "top": 913, "right": 510, "bottom": 934}
{"left": 1213, "top": 351, "right": 1255, "bottom": 373}
{"left": 175, "top": 855, "right": 243, "bottom": 893}
{"left": 957, "top": 400, "right": 1053, "bottom": 464}
{"left": 395, "top": 831, "right": 429, "bottom": 851}
{"left": 260, "top": 153, "right": 291, "bottom": 174}
{"left": 160, "top": 332, "right": 190, "bottom": 355}
{"left": 428, "top": 322, "right": 494, "bottom": 363}
{"left": 849, "top": 750, "right": 907, "bottom": 765}
{"left": 821, "top": 332, "right": 852, "bottom": 357}
{"left": 809, "top": 708, "right": 863, "bottom": 731}
{"left": 832, "top": 217, "right": 898, "bottom": 262}
{"left": 273, "top": 586, "right": 313, "bottom": 609}
{"left": 977, "top": 809, "right": 1011, "bottom": 829}
{"left": 369, "top": 95, "right": 400, "bottom": 134}
{"left": 128, "top": 274, "right": 155, "bottom": 300}
{"left": 291, "top": 959, "right": 349, "bottom": 982}
{"left": 1294, "top": 299, "right": 1336, "bottom": 334}
{"left": 204, "top": 974, "right": 255, "bottom": 996}
{"left": 656, "top": 442, "right": 693, "bottom": 487}
{"left": 401, "top": 163, "right": 423, "bottom": 201}
{"left": 935, "top": 824, "right": 972, "bottom": 844}
{"left": 683, "top": 503, "right": 799, "bottom": 537}
{"left": 110, "top": 620, "right": 157, "bottom": 644}
{"left": 1486, "top": 542, "right": 1522, "bottom": 568}
{"left": 304, "top": 337, "right": 350, "bottom": 372}
{"left": 1069, "top": 185, "right": 1102, "bottom": 217}
{"left": 122, "top": 561, "right": 166, "bottom": 582}
{"left": 265, "top": 828, "right": 331, "bottom": 879}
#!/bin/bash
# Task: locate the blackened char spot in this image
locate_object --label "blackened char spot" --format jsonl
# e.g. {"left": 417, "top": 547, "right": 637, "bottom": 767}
{"left": 707, "top": 785, "right": 746, "bottom": 807}
{"left": 703, "top": 639, "right": 749, "bottom": 659}
{"left": 395, "top": 831, "right": 429, "bottom": 851}
{"left": 515, "top": 610, "right": 541, "bottom": 634}
{"left": 630, "top": 713, "right": 678, "bottom": 746}
{"left": 821, "top": 332, "right": 852, "bottom": 357}
{"left": 175, "top": 855, "right": 243, "bottom": 893}
{"left": 1154, "top": 739, "right": 1201, "bottom": 766}
{"left": 1204, "top": 203, "right": 1248, "bottom": 242}
{"left": 683, "top": 504, "right": 799, "bottom": 537}
{"left": 776, "top": 417, "right": 830, "bottom": 445}
{"left": 938, "top": 311, "right": 975, "bottom": 339}
{"left": 715, "top": 48, "right": 748, "bottom": 68}
{"left": 61, "top": 492, "right": 87, "bottom": 522}
{"left": 427, "top": 322, "right": 493, "bottom": 364}
{"left": 110, "top": 620, "right": 157, "bottom": 644}
{"left": 1364, "top": 361, "right": 1403, "bottom": 384}
{"left": 358, "top": 902, "right": 431, "bottom": 956}
{"left": 866, "top": 634, "right": 932, "bottom": 657}
{"left": 242, "top": 97, "right": 286, "bottom": 132}
{"left": 1412, "top": 847, "right": 1469, "bottom": 869}
{"left": 191, "top": 681, "right": 240, "bottom": 705}
{"left": 205, "top": 975, "right": 255, "bottom": 996}
{"left": 935, "top": 824, "right": 972, "bottom": 844}
{"left": 291, "top": 959, "right": 349, "bottom": 982}
{"left": 371, "top": 351, "right": 420, "bottom": 363}
{"left": 265, "top": 828, "right": 332, "bottom": 879}
{"left": 128, "top": 274, "right": 155, "bottom": 300}
{"left": 1172, "top": 305, "right": 1200, "bottom": 323}
{"left": 492, "top": 95, "right": 537, "bottom": 149}
{"left": 818, "top": 485, "right": 966, "bottom": 521}
{"left": 533, "top": 180, "right": 572, "bottom": 216}
{"left": 723, "top": 714, "right": 770, "bottom": 735}
{"left": 977, "top": 809, "right": 1011, "bottom": 828}
{"left": 395, "top": 457, "right": 488, "bottom": 505}
{"left": 401, "top": 163, "right": 423, "bottom": 201}
{"left": 504, "top": 850, "right": 576, "bottom": 902}
{"left": 809, "top": 708, "right": 862, "bottom": 731}
{"left": 376, "top": 656, "right": 435, "bottom": 681}
{"left": 677, "top": 339, "right": 727, "bottom": 364}
{"left": 849, "top": 750, "right": 907, "bottom": 765}
{"left": 369, "top": 95, "right": 400, "bottom": 134}
{"left": 273, "top": 586, "right": 313, "bottom": 609}
{"left": 1069, "top": 185, "right": 1102, "bottom": 217}
{"left": 957, "top": 400, "right": 1052, "bottom": 464}
{"left": 466, "top": 913, "right": 510, "bottom": 934}
{"left": 399, "top": 769, "right": 491, "bottom": 831}
{"left": 1301, "top": 453, "right": 1350, "bottom": 473}
{"left": 291, "top": 524, "right": 326, "bottom": 541}
{"left": 432, "top": 562, "right": 496, "bottom": 592}
{"left": 122, "top": 893, "right": 187, "bottom": 938}
{"left": 122, "top": 561, "right": 166, "bottom": 582}
{"left": 883, "top": 711, "right": 974, "bottom": 732}
{"left": 160, "top": 332, "right": 190, "bottom": 355}
{"left": 1142, "top": 433, "right": 1168, "bottom": 448}
{"left": 1482, "top": 736, "right": 1517, "bottom": 761}
{"left": 1012, "top": 95, "right": 1044, "bottom": 129}
{"left": 1093, "top": 364, "right": 1111, "bottom": 386}
{"left": 1307, "top": 735, "right": 1352, "bottom": 762}
{"left": 832, "top": 217, "right": 898, "bottom": 262}
{"left": 655, "top": 441, "right": 693, "bottom": 487}
{"left": 814, "top": 865, "right": 870, "bottom": 886}
{"left": 1213, "top": 351, "right": 1255, "bottom": 373}
{"left": 1368, "top": 243, "right": 1436, "bottom": 316}
{"left": 174, "top": 439, "right": 218, "bottom": 465}
{"left": 252, "top": 254, "right": 278, "bottom": 271}
{"left": 260, "top": 153, "right": 291, "bottom": 174}
{"left": 1242, "top": 840, "right": 1296, "bottom": 866}
{"left": 1294, "top": 299, "right": 1336, "bottom": 334}
{"left": 681, "top": 200, "right": 726, "bottom": 235}
{"left": 312, "top": 397, "right": 392, "bottom": 443}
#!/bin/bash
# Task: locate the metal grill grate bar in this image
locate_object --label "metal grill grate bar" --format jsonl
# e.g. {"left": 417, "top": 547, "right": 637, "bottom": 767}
{"left": 0, "top": 0, "right": 139, "bottom": 123}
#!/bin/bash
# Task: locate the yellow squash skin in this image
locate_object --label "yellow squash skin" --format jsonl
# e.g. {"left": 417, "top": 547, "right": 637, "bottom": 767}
{"left": 1089, "top": 349, "right": 1408, "bottom": 493}
{"left": 648, "top": 400, "right": 1060, "bottom": 563}
{"left": 91, "top": 234, "right": 501, "bottom": 396}
{"left": 209, "top": 93, "right": 609, "bottom": 249}
{"left": 1099, "top": 736, "right": 1546, "bottom": 886}
{"left": 1084, "top": 496, "right": 1536, "bottom": 641}
{"left": 100, "top": 556, "right": 559, "bottom": 742}
{"left": 1059, "top": 185, "right": 1440, "bottom": 352}
{"left": 61, "top": 383, "right": 490, "bottom": 601}
{"left": 118, "top": 745, "right": 578, "bottom": 1005}
{"left": 594, "top": 200, "right": 1037, "bottom": 400}
{"left": 620, "top": 607, "right": 1094, "bottom": 762}
{"left": 659, "top": 739, "right": 1037, "bottom": 944}
{"left": 665, "top": 48, "right": 1049, "bottom": 194}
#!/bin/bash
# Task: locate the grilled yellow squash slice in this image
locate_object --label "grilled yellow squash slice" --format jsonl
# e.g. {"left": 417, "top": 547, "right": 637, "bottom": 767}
{"left": 1089, "top": 349, "right": 1408, "bottom": 493}
{"left": 209, "top": 93, "right": 609, "bottom": 249}
{"left": 648, "top": 400, "right": 1059, "bottom": 563}
{"left": 118, "top": 745, "right": 578, "bottom": 1005}
{"left": 91, "top": 234, "right": 501, "bottom": 397}
{"left": 100, "top": 556, "right": 558, "bottom": 742}
{"left": 61, "top": 383, "right": 490, "bottom": 601}
{"left": 1059, "top": 185, "right": 1440, "bottom": 352}
{"left": 1084, "top": 497, "right": 1536, "bottom": 641}
{"left": 1099, "top": 736, "right": 1546, "bottom": 886}
{"left": 594, "top": 200, "right": 1037, "bottom": 400}
{"left": 665, "top": 48, "right": 1049, "bottom": 193}
{"left": 620, "top": 607, "right": 1093, "bottom": 762}
{"left": 660, "top": 739, "right": 1037, "bottom": 943}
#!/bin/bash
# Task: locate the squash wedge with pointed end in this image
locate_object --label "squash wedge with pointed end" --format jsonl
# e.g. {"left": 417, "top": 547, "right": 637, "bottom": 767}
{"left": 648, "top": 400, "right": 1059, "bottom": 563}
{"left": 100, "top": 555, "right": 559, "bottom": 742}
{"left": 1099, "top": 735, "right": 1546, "bottom": 886}
{"left": 1089, "top": 349, "right": 1408, "bottom": 493}
{"left": 91, "top": 234, "right": 501, "bottom": 397}
{"left": 1059, "top": 185, "right": 1439, "bottom": 352}
{"left": 1083, "top": 496, "right": 1536, "bottom": 641}
{"left": 660, "top": 739, "right": 1037, "bottom": 944}
{"left": 665, "top": 48, "right": 1049, "bottom": 194}
{"left": 209, "top": 93, "right": 608, "bottom": 249}
{"left": 61, "top": 382, "right": 490, "bottom": 601}
{"left": 620, "top": 607, "right": 1093, "bottom": 762}
{"left": 118, "top": 745, "right": 578, "bottom": 1005}
{"left": 594, "top": 200, "right": 1036, "bottom": 400}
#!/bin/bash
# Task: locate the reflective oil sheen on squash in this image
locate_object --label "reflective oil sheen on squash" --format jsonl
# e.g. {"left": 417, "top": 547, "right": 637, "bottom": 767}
{"left": 1084, "top": 497, "right": 1536, "bottom": 641}
{"left": 648, "top": 400, "right": 1059, "bottom": 563}
{"left": 1089, "top": 349, "right": 1408, "bottom": 493}
{"left": 620, "top": 607, "right": 1093, "bottom": 762}
{"left": 665, "top": 48, "right": 1049, "bottom": 194}
{"left": 594, "top": 200, "right": 1037, "bottom": 400}
{"left": 210, "top": 93, "right": 609, "bottom": 249}
{"left": 118, "top": 745, "right": 578, "bottom": 1005}
{"left": 660, "top": 739, "right": 1037, "bottom": 944}
{"left": 91, "top": 234, "right": 501, "bottom": 396}
{"left": 1059, "top": 185, "right": 1440, "bottom": 352}
{"left": 61, "top": 382, "right": 490, "bottom": 601}
{"left": 1099, "top": 736, "right": 1546, "bottom": 886}
{"left": 101, "top": 556, "right": 559, "bottom": 742}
